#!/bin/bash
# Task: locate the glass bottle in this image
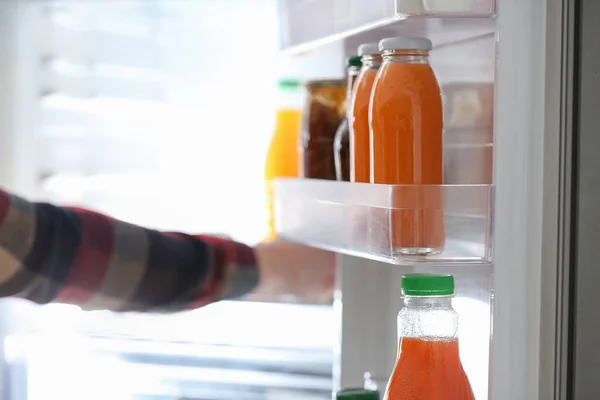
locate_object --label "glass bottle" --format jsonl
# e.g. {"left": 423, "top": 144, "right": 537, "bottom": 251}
{"left": 264, "top": 79, "right": 303, "bottom": 240}
{"left": 384, "top": 274, "right": 475, "bottom": 400}
{"left": 369, "top": 37, "right": 444, "bottom": 256}
{"left": 300, "top": 79, "right": 346, "bottom": 180}
{"left": 334, "top": 56, "right": 362, "bottom": 181}
{"left": 350, "top": 43, "right": 382, "bottom": 183}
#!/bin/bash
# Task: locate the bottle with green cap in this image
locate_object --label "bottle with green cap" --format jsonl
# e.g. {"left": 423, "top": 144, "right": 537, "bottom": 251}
{"left": 337, "top": 388, "right": 380, "bottom": 400}
{"left": 383, "top": 274, "right": 475, "bottom": 400}
{"left": 334, "top": 56, "right": 363, "bottom": 182}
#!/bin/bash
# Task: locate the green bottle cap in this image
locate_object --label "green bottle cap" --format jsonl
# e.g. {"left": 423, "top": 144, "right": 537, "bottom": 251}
{"left": 336, "top": 388, "right": 380, "bottom": 400}
{"left": 401, "top": 274, "right": 455, "bottom": 296}
{"left": 347, "top": 55, "right": 363, "bottom": 68}
{"left": 277, "top": 79, "right": 300, "bottom": 89}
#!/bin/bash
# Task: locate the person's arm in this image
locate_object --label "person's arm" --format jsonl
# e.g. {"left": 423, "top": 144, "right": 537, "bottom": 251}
{"left": 252, "top": 240, "right": 335, "bottom": 304}
{"left": 0, "top": 189, "right": 259, "bottom": 312}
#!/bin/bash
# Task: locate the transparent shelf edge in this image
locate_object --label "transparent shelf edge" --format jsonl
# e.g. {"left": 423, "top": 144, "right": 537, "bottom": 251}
{"left": 280, "top": 16, "right": 400, "bottom": 56}
{"left": 274, "top": 179, "right": 494, "bottom": 266}
{"left": 279, "top": 0, "right": 496, "bottom": 54}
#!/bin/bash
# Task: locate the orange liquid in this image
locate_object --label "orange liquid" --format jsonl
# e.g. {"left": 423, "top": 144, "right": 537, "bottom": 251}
{"left": 370, "top": 62, "right": 444, "bottom": 253}
{"left": 264, "top": 109, "right": 301, "bottom": 240}
{"left": 385, "top": 338, "right": 475, "bottom": 400}
{"left": 350, "top": 68, "right": 378, "bottom": 183}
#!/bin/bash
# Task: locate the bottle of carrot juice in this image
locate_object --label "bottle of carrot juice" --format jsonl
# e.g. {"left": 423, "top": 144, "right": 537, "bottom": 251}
{"left": 350, "top": 43, "right": 382, "bottom": 183}
{"left": 384, "top": 274, "right": 475, "bottom": 400}
{"left": 369, "top": 37, "right": 444, "bottom": 256}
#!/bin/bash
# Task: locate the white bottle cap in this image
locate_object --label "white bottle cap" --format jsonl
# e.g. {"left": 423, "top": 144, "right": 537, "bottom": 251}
{"left": 378, "top": 37, "right": 433, "bottom": 52}
{"left": 357, "top": 43, "right": 380, "bottom": 56}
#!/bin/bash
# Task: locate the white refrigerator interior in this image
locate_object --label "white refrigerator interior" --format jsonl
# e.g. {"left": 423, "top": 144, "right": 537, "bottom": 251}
{"left": 275, "top": 0, "right": 569, "bottom": 399}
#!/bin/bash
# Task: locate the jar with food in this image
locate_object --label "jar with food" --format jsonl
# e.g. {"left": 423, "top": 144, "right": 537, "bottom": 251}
{"left": 300, "top": 79, "right": 346, "bottom": 180}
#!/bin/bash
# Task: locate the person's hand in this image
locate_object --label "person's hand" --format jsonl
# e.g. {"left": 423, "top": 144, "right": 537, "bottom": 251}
{"left": 246, "top": 240, "right": 336, "bottom": 304}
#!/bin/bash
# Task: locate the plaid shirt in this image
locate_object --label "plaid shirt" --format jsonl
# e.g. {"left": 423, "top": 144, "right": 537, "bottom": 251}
{"left": 0, "top": 189, "right": 259, "bottom": 312}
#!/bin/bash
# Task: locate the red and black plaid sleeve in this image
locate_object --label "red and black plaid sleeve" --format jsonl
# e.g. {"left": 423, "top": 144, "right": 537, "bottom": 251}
{"left": 0, "top": 189, "right": 259, "bottom": 312}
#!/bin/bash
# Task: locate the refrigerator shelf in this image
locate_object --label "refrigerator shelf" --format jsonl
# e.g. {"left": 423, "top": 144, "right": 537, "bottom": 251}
{"left": 274, "top": 179, "right": 493, "bottom": 266}
{"left": 279, "top": 0, "right": 496, "bottom": 53}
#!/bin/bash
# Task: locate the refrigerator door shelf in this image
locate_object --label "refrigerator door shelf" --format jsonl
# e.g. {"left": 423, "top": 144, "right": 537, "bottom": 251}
{"left": 279, "top": 0, "right": 496, "bottom": 53}
{"left": 274, "top": 179, "right": 493, "bottom": 266}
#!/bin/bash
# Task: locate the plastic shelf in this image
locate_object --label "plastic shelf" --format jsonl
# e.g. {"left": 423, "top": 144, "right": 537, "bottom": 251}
{"left": 274, "top": 179, "right": 493, "bottom": 265}
{"left": 279, "top": 0, "right": 496, "bottom": 53}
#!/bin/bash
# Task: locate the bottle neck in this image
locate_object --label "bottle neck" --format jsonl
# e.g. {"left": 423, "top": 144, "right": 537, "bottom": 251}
{"left": 382, "top": 49, "right": 430, "bottom": 65}
{"left": 398, "top": 295, "right": 458, "bottom": 340}
{"left": 347, "top": 66, "right": 360, "bottom": 91}
{"left": 360, "top": 54, "right": 382, "bottom": 69}
{"left": 403, "top": 295, "right": 452, "bottom": 309}
{"left": 344, "top": 66, "right": 361, "bottom": 112}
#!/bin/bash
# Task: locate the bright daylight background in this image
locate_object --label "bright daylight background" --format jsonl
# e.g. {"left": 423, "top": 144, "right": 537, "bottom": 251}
{"left": 38, "top": 0, "right": 281, "bottom": 243}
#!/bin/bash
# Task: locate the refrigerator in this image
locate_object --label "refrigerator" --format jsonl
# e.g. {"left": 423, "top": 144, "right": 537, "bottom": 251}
{"left": 273, "top": 0, "right": 600, "bottom": 399}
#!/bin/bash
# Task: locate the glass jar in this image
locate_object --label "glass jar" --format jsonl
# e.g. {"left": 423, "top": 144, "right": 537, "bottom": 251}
{"left": 300, "top": 79, "right": 346, "bottom": 180}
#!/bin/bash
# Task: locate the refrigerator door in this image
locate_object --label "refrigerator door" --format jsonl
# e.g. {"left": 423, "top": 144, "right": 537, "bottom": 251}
{"left": 277, "top": 0, "right": 576, "bottom": 398}
{"left": 491, "top": 0, "right": 563, "bottom": 398}
{"left": 564, "top": 0, "right": 600, "bottom": 398}
{"left": 333, "top": 0, "right": 570, "bottom": 398}
{"left": 333, "top": 0, "right": 576, "bottom": 398}
{"left": 482, "top": 0, "right": 577, "bottom": 398}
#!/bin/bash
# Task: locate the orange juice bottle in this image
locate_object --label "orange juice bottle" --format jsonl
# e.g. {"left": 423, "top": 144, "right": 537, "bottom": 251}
{"left": 264, "top": 79, "right": 302, "bottom": 240}
{"left": 350, "top": 43, "right": 382, "bottom": 183}
{"left": 384, "top": 274, "right": 475, "bottom": 400}
{"left": 370, "top": 37, "right": 444, "bottom": 256}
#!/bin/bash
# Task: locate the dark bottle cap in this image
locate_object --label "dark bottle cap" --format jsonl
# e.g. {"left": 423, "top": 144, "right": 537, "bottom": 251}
{"left": 347, "top": 55, "right": 363, "bottom": 68}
